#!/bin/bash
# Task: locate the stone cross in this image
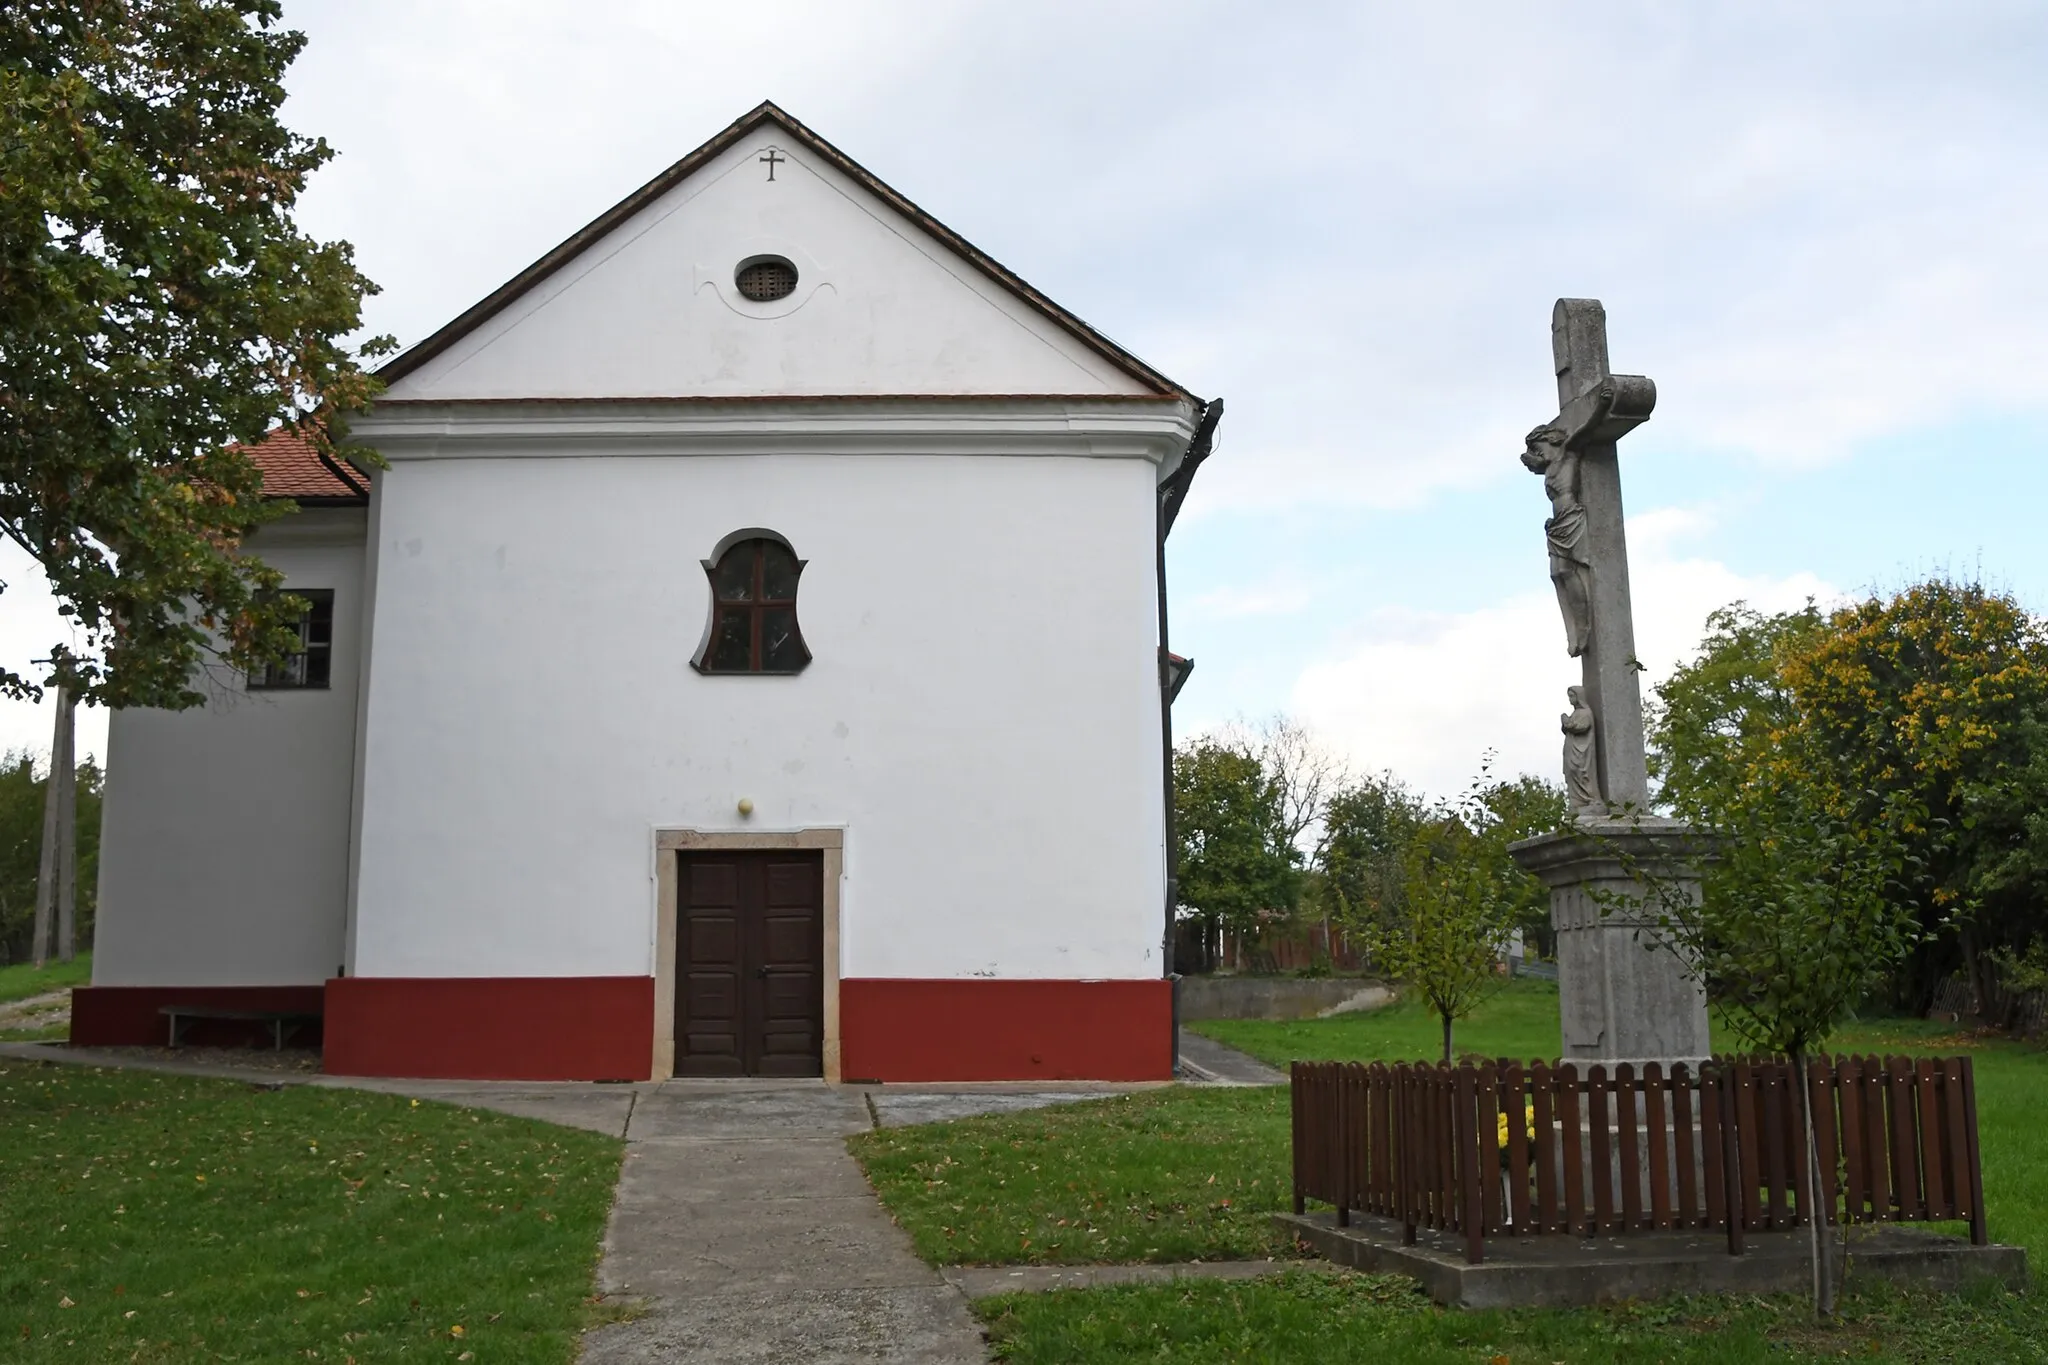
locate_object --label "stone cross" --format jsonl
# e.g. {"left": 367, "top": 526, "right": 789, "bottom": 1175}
{"left": 1528, "top": 299, "right": 1657, "bottom": 811}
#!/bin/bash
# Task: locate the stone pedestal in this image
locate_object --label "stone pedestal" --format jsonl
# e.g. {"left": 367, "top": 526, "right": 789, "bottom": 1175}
{"left": 1509, "top": 818, "right": 1711, "bottom": 1069}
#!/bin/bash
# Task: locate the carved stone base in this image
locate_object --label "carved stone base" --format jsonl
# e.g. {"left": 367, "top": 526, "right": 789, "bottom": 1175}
{"left": 1509, "top": 818, "right": 1711, "bottom": 1070}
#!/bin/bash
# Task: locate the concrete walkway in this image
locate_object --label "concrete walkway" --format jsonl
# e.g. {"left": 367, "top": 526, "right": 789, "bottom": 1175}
{"left": 580, "top": 1083, "right": 983, "bottom": 1364}
{"left": 1175, "top": 1030, "right": 1287, "bottom": 1086}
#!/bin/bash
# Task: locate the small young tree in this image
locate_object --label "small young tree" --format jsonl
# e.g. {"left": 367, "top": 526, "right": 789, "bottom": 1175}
{"left": 1360, "top": 773, "right": 1526, "bottom": 1063}
{"left": 1648, "top": 777, "right": 1922, "bottom": 1317}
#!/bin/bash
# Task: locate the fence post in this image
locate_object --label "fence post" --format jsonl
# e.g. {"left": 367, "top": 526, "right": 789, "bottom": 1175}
{"left": 1720, "top": 1065, "right": 1746, "bottom": 1256}
{"left": 1400, "top": 1064, "right": 1418, "bottom": 1245}
{"left": 1456, "top": 1063, "right": 1484, "bottom": 1264}
{"left": 1961, "top": 1056, "right": 1988, "bottom": 1246}
{"left": 1291, "top": 1062, "right": 1306, "bottom": 1216}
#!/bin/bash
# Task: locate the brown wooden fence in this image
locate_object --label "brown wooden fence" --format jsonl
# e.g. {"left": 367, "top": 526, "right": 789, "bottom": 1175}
{"left": 1290, "top": 1055, "right": 1987, "bottom": 1264}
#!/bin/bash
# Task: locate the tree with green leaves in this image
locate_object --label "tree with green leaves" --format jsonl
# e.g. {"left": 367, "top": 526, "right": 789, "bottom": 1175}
{"left": 0, "top": 748, "right": 102, "bottom": 965}
{"left": 1477, "top": 773, "right": 1569, "bottom": 958}
{"left": 1, "top": 0, "right": 388, "bottom": 711}
{"left": 1652, "top": 582, "right": 2048, "bottom": 1011}
{"left": 1312, "top": 772, "right": 1422, "bottom": 945}
{"left": 1173, "top": 735, "right": 1302, "bottom": 967}
{"left": 1356, "top": 771, "right": 1528, "bottom": 1063}
{"left": 1641, "top": 772, "right": 1922, "bottom": 1317}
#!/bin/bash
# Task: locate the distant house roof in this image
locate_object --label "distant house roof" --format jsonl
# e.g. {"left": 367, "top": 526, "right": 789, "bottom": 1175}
{"left": 240, "top": 427, "right": 368, "bottom": 505}
{"left": 375, "top": 100, "right": 1196, "bottom": 403}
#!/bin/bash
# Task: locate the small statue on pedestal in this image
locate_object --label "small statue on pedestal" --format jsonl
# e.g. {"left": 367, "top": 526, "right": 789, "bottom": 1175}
{"left": 1560, "top": 685, "right": 1601, "bottom": 817}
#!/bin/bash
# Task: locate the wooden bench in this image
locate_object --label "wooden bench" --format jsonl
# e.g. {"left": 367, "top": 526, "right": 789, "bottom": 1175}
{"left": 159, "top": 1006, "right": 320, "bottom": 1050}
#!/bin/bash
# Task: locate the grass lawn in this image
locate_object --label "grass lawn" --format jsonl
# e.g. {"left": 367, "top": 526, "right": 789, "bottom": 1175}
{"left": 0, "top": 1061, "right": 623, "bottom": 1362}
{"left": 977, "top": 1268, "right": 2045, "bottom": 1363}
{"left": 0, "top": 954, "right": 91, "bottom": 1007}
{"left": 857, "top": 981, "right": 2048, "bottom": 1361}
{"left": 851, "top": 1087, "right": 1294, "bottom": 1265}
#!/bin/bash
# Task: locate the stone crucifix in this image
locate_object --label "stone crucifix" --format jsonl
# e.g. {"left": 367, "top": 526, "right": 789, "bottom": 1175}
{"left": 1520, "top": 299, "right": 1657, "bottom": 813}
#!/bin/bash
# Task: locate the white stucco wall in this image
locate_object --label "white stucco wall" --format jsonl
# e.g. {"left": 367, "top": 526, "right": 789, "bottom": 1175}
{"left": 348, "top": 449, "right": 1167, "bottom": 982}
{"left": 92, "top": 510, "right": 365, "bottom": 986}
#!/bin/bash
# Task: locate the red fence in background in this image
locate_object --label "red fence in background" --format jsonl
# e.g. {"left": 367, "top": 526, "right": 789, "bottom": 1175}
{"left": 1290, "top": 1055, "right": 1987, "bottom": 1265}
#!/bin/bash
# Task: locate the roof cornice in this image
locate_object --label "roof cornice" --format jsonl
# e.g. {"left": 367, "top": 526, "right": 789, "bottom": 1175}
{"left": 375, "top": 101, "right": 1195, "bottom": 402}
{"left": 348, "top": 395, "right": 1200, "bottom": 466}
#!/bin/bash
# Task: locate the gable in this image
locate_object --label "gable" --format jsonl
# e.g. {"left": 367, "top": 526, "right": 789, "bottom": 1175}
{"left": 380, "top": 105, "right": 1184, "bottom": 403}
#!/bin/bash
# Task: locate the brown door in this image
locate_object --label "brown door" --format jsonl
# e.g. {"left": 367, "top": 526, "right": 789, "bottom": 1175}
{"left": 676, "top": 850, "right": 824, "bottom": 1077}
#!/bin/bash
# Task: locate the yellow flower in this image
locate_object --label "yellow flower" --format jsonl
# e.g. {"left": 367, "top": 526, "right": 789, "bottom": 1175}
{"left": 1495, "top": 1102, "right": 1537, "bottom": 1149}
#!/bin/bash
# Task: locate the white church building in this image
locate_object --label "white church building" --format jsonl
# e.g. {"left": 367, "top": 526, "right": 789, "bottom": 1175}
{"left": 76, "top": 102, "right": 1220, "bottom": 1082}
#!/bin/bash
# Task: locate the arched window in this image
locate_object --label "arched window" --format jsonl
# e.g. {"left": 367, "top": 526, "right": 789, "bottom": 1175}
{"left": 694, "top": 532, "right": 811, "bottom": 675}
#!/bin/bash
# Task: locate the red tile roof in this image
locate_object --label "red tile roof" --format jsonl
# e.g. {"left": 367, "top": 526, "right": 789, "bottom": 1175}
{"left": 237, "top": 427, "right": 367, "bottom": 502}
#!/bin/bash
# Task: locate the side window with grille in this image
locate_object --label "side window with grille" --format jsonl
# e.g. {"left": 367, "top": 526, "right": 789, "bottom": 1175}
{"left": 249, "top": 589, "right": 335, "bottom": 690}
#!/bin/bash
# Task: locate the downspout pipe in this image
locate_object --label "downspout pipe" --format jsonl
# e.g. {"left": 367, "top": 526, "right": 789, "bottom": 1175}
{"left": 1156, "top": 397, "right": 1223, "bottom": 1075}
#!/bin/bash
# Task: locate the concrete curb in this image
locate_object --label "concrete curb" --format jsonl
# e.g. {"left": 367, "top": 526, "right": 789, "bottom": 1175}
{"left": 0, "top": 1041, "right": 307, "bottom": 1088}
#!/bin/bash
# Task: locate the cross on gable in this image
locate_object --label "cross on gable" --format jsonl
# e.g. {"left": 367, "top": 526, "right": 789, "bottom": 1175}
{"left": 760, "top": 149, "right": 786, "bottom": 181}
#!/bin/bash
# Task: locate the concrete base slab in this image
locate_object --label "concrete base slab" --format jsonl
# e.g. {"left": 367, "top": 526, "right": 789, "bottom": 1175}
{"left": 1277, "top": 1211, "right": 2029, "bottom": 1308}
{"left": 628, "top": 1085, "right": 873, "bottom": 1140}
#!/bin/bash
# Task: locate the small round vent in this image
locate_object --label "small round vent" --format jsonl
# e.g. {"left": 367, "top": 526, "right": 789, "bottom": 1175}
{"left": 735, "top": 256, "right": 798, "bottom": 302}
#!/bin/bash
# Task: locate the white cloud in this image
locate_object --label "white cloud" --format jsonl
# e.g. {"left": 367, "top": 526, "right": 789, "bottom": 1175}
{"left": 0, "top": 542, "right": 109, "bottom": 764}
{"left": 1290, "top": 511, "right": 1836, "bottom": 800}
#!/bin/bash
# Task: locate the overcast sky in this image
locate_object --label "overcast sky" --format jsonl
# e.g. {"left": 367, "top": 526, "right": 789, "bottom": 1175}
{"left": 6, "top": 1, "right": 2046, "bottom": 798}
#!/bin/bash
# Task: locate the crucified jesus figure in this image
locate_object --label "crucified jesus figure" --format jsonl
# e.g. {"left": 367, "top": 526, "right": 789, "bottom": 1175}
{"left": 1519, "top": 387, "right": 1620, "bottom": 659}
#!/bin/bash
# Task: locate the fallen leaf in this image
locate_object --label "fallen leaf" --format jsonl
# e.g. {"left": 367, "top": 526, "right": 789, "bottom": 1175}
{"left": 451, "top": 1325, "right": 466, "bottom": 1337}
{"left": 58, "top": 1296, "right": 75, "bottom": 1309}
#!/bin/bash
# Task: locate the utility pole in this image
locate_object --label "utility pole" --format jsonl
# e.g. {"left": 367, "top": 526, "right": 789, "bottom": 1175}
{"left": 56, "top": 689, "right": 76, "bottom": 960}
{"left": 31, "top": 686, "right": 76, "bottom": 968}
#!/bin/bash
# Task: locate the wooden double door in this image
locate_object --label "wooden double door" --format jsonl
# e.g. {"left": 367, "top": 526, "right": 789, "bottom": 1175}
{"left": 675, "top": 850, "right": 824, "bottom": 1077}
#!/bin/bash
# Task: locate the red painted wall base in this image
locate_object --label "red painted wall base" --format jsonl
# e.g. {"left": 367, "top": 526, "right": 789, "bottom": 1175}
{"left": 839, "top": 978, "right": 1173, "bottom": 1082}
{"left": 73, "top": 976, "right": 1171, "bottom": 1083}
{"left": 324, "top": 977, "right": 654, "bottom": 1081}
{"left": 70, "top": 985, "right": 327, "bottom": 1049}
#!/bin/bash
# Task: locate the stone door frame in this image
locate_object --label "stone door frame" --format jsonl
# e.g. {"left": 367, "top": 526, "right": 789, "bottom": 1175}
{"left": 653, "top": 827, "right": 844, "bottom": 1082}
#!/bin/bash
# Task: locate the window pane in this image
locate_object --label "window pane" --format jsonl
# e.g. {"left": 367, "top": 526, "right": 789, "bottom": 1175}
{"left": 761, "top": 608, "right": 807, "bottom": 672}
{"left": 304, "top": 647, "right": 331, "bottom": 689}
{"left": 707, "top": 607, "right": 753, "bottom": 671}
{"left": 305, "top": 591, "right": 334, "bottom": 646}
{"left": 761, "top": 541, "right": 801, "bottom": 600}
{"left": 712, "top": 544, "right": 756, "bottom": 602}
